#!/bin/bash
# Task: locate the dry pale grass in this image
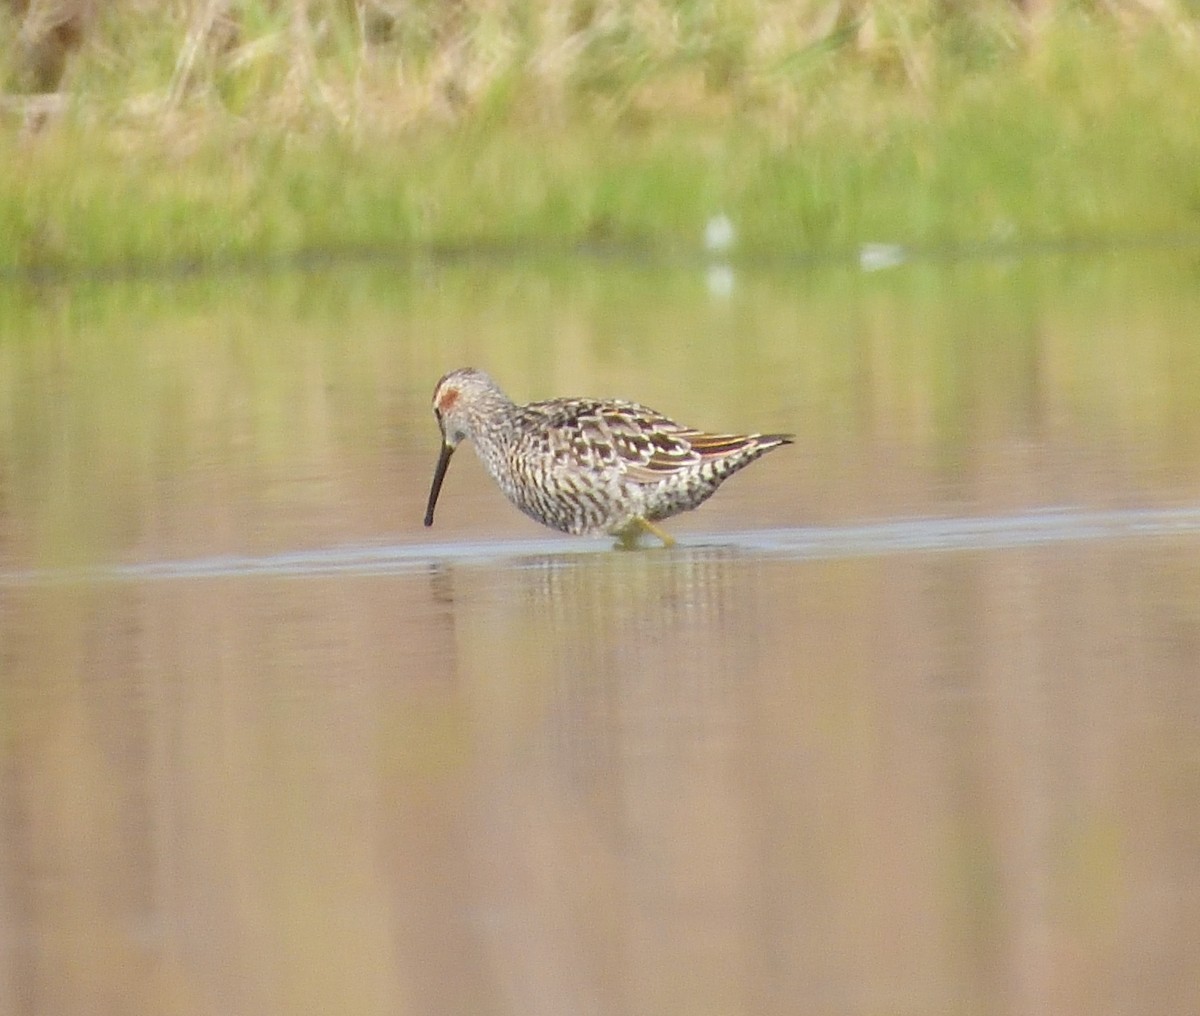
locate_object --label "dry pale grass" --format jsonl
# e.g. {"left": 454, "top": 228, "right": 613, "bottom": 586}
{"left": 3, "top": 0, "right": 1198, "bottom": 131}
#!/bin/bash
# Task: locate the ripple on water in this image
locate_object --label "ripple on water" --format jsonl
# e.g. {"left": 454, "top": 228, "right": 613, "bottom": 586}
{"left": 3, "top": 505, "right": 1200, "bottom": 585}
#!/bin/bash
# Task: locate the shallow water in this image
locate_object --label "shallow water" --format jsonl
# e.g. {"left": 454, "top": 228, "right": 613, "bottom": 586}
{"left": 2, "top": 251, "right": 1200, "bottom": 1015}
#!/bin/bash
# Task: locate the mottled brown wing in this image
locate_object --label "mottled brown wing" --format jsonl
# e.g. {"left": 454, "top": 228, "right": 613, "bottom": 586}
{"left": 579, "top": 404, "right": 763, "bottom": 482}
{"left": 528, "top": 399, "right": 635, "bottom": 472}
{"left": 527, "top": 397, "right": 767, "bottom": 482}
{"left": 620, "top": 426, "right": 767, "bottom": 482}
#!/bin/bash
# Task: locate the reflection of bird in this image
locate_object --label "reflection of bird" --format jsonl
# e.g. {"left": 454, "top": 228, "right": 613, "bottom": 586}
{"left": 423, "top": 368, "right": 793, "bottom": 547}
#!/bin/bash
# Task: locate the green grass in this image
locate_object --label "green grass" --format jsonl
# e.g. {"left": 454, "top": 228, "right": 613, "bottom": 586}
{"left": 1, "top": 1, "right": 1199, "bottom": 272}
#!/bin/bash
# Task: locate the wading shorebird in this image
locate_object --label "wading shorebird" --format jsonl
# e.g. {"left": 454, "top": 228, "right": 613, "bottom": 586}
{"left": 423, "top": 368, "right": 792, "bottom": 547}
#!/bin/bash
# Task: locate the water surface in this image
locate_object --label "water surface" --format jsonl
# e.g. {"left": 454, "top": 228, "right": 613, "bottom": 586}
{"left": 2, "top": 251, "right": 1199, "bottom": 1015}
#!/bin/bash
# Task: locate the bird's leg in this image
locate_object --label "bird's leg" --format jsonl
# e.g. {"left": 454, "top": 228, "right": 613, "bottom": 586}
{"left": 613, "top": 517, "right": 675, "bottom": 549}
{"left": 640, "top": 518, "right": 676, "bottom": 547}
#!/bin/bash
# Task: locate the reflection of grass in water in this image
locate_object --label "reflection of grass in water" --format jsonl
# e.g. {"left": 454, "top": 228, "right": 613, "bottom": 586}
{"left": 1, "top": 253, "right": 1199, "bottom": 565}
{"left": 0, "top": 4, "right": 1198, "bottom": 269}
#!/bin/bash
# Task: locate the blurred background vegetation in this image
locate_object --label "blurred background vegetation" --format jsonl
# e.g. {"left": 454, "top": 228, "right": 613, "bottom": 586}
{"left": 1, "top": 0, "right": 1199, "bottom": 270}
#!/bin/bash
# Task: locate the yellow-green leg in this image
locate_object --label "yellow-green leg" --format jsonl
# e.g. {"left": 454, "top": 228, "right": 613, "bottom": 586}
{"left": 614, "top": 517, "right": 676, "bottom": 549}
{"left": 639, "top": 518, "right": 676, "bottom": 547}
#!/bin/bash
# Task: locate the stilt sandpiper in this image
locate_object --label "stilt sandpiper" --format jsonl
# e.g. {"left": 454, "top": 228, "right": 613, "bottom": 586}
{"left": 423, "top": 367, "right": 793, "bottom": 547}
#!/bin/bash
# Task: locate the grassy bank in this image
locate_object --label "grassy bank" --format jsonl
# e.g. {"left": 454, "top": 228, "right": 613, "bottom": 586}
{"left": 2, "top": 1, "right": 1199, "bottom": 273}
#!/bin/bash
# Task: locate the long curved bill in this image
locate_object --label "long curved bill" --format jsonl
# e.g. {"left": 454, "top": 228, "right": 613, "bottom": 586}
{"left": 424, "top": 443, "right": 455, "bottom": 526}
